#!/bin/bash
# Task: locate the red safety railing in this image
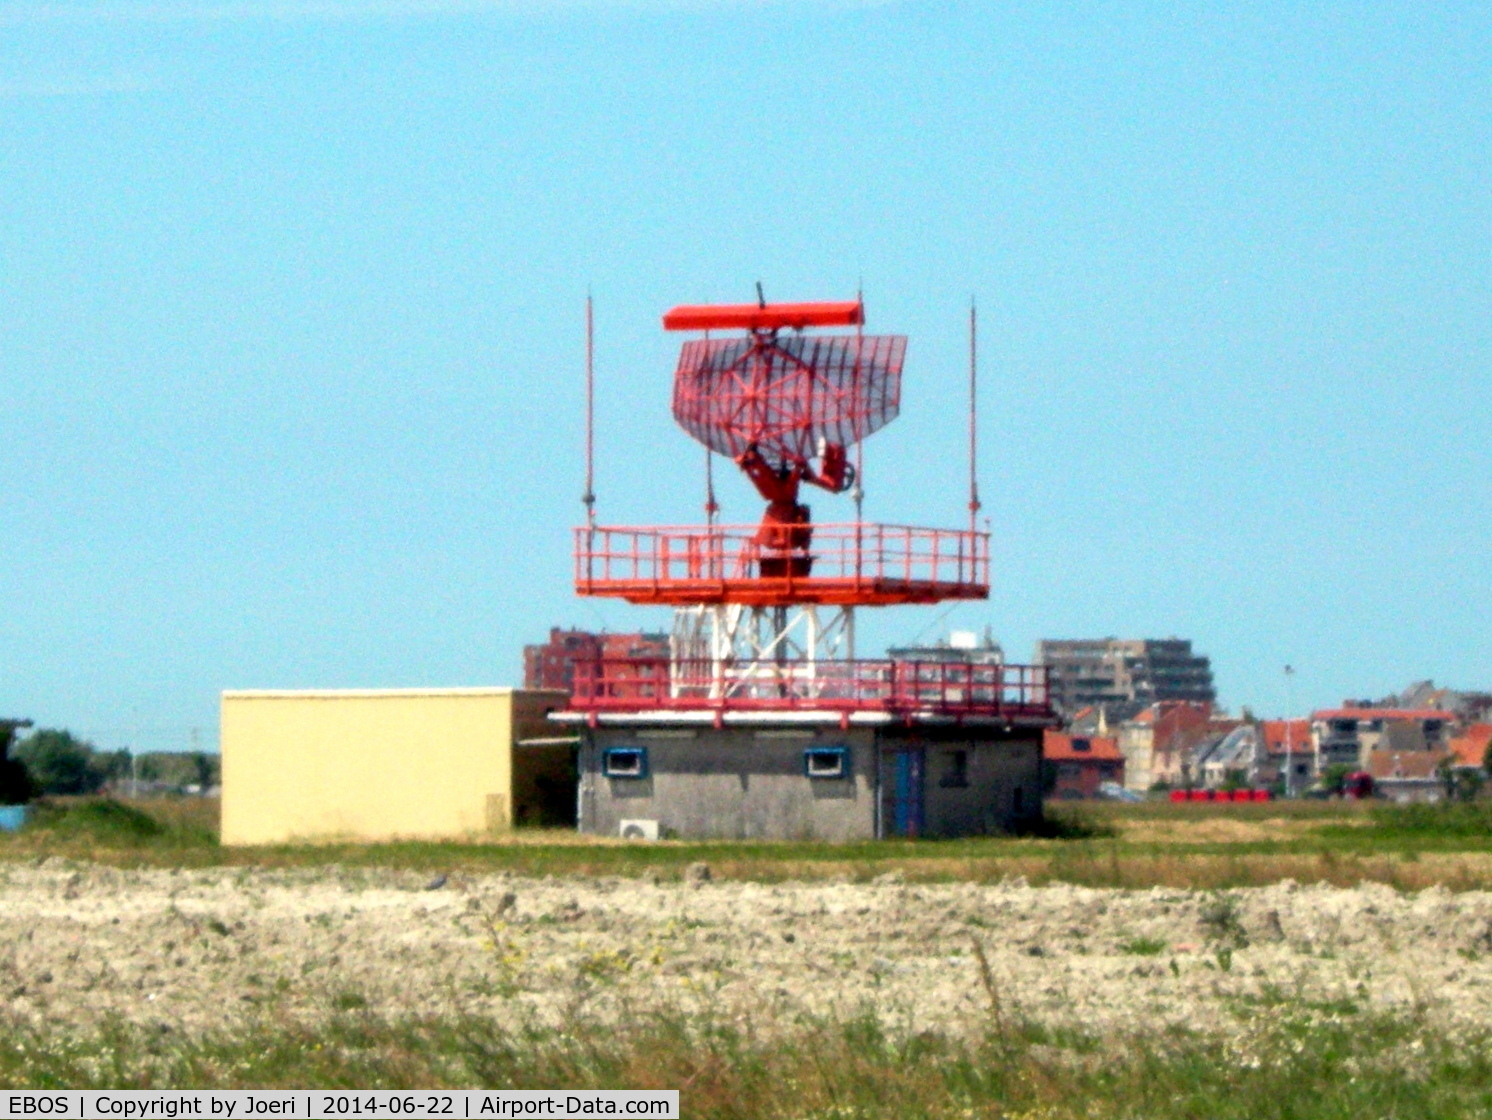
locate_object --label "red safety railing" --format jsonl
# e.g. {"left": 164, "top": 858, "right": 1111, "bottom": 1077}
{"left": 574, "top": 522, "right": 990, "bottom": 606}
{"left": 569, "top": 656, "right": 1052, "bottom": 720}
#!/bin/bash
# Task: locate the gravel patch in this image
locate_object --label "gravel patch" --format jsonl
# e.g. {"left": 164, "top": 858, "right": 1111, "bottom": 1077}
{"left": 4, "top": 861, "right": 1491, "bottom": 1040}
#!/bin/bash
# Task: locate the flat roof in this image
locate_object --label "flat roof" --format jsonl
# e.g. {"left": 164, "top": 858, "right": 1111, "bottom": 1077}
{"left": 550, "top": 709, "right": 1052, "bottom": 729}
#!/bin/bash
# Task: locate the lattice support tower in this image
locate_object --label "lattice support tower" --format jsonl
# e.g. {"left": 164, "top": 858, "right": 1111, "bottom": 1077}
{"left": 669, "top": 603, "right": 856, "bottom": 704}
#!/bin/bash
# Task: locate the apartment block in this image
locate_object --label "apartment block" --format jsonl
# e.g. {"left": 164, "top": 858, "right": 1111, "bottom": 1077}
{"left": 524, "top": 628, "right": 670, "bottom": 700}
{"left": 1036, "top": 638, "right": 1216, "bottom": 720}
{"left": 1311, "top": 705, "right": 1455, "bottom": 772}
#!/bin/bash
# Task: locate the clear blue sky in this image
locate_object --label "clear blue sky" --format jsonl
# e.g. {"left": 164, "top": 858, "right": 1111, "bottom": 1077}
{"left": 2, "top": 1, "right": 1487, "bottom": 750}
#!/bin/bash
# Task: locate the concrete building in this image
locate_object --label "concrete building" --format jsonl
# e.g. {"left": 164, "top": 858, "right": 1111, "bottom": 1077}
{"left": 1311, "top": 706, "right": 1455, "bottom": 772}
{"left": 1366, "top": 749, "right": 1451, "bottom": 803}
{"left": 888, "top": 629, "right": 1004, "bottom": 667}
{"left": 1036, "top": 638, "right": 1215, "bottom": 720}
{"left": 524, "top": 629, "right": 670, "bottom": 698}
{"left": 562, "top": 714, "right": 1043, "bottom": 840}
{"left": 221, "top": 688, "right": 570, "bottom": 845}
{"left": 1116, "top": 701, "right": 1212, "bottom": 791}
{"left": 1259, "top": 718, "right": 1313, "bottom": 791}
{"left": 1386, "top": 681, "right": 1492, "bottom": 724}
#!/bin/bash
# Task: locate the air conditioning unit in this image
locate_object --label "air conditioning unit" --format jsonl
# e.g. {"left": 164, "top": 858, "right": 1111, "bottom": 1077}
{"left": 619, "top": 819, "right": 660, "bottom": 841}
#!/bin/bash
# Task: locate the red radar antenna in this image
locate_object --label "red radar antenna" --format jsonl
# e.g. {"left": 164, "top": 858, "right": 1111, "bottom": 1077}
{"left": 569, "top": 293, "right": 1050, "bottom": 724}
{"left": 666, "top": 294, "right": 904, "bottom": 576}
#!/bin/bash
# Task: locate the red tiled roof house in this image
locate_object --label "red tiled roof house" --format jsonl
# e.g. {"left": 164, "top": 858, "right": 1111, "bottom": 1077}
{"left": 1044, "top": 730, "right": 1125, "bottom": 800}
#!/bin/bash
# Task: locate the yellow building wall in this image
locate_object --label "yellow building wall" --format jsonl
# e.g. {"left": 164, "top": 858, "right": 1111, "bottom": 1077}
{"left": 220, "top": 688, "right": 567, "bottom": 845}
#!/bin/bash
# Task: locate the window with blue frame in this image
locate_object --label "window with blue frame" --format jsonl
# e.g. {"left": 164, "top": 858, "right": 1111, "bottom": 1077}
{"left": 804, "top": 746, "right": 850, "bottom": 779}
{"left": 602, "top": 746, "right": 648, "bottom": 779}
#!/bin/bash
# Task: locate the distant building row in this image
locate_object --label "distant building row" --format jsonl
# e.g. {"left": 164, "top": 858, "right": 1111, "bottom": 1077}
{"left": 1074, "top": 698, "right": 1491, "bottom": 802}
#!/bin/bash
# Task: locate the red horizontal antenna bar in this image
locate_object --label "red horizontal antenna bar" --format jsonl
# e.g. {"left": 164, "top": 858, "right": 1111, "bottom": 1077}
{"left": 662, "top": 300, "right": 865, "bottom": 332}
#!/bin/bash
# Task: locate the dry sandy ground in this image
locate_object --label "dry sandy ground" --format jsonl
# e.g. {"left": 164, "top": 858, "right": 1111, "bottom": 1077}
{"left": 5, "top": 859, "right": 1492, "bottom": 1042}
{"left": 1106, "top": 816, "right": 1367, "bottom": 844}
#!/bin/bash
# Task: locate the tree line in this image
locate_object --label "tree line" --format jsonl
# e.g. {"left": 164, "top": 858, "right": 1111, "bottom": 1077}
{"left": 0, "top": 726, "right": 219, "bottom": 803}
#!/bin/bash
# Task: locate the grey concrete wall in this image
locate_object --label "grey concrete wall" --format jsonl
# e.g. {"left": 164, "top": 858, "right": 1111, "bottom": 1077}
{"left": 878, "top": 729, "right": 1043, "bottom": 838}
{"left": 579, "top": 723, "right": 1045, "bottom": 841}
{"left": 580, "top": 727, "right": 877, "bottom": 841}
{"left": 926, "top": 736, "right": 1042, "bottom": 837}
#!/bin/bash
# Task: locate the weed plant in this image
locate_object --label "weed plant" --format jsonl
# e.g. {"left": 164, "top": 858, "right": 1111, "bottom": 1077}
{"left": 18, "top": 798, "right": 217, "bottom": 851}
{"left": 1, "top": 1005, "right": 1489, "bottom": 1117}
{"left": 1117, "top": 936, "right": 1167, "bottom": 956}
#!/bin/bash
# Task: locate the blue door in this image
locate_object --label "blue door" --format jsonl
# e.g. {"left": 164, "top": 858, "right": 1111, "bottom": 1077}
{"left": 891, "top": 749, "right": 925, "bottom": 837}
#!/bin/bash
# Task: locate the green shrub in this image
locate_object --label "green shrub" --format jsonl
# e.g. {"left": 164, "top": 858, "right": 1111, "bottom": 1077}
{"left": 24, "top": 798, "right": 165, "bottom": 843}
{"left": 19, "top": 797, "right": 217, "bottom": 848}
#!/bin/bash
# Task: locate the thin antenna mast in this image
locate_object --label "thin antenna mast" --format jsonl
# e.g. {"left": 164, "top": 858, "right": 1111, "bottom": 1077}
{"left": 852, "top": 283, "right": 865, "bottom": 523}
{"left": 583, "top": 294, "right": 596, "bottom": 528}
{"left": 705, "top": 323, "right": 717, "bottom": 527}
{"left": 968, "top": 299, "right": 981, "bottom": 534}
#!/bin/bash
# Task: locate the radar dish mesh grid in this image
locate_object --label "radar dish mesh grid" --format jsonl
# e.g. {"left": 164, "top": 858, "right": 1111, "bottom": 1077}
{"left": 671, "top": 334, "right": 905, "bottom": 465}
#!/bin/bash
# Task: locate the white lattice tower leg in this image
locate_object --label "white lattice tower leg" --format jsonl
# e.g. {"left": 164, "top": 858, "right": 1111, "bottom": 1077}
{"left": 670, "top": 604, "right": 856, "bottom": 703}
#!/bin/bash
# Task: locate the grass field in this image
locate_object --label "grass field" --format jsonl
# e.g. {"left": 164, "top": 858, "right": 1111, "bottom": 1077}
{"left": 4, "top": 796, "right": 1492, "bottom": 1115}
{"left": 7, "top": 795, "right": 1492, "bottom": 891}
{"left": 5, "top": 1001, "right": 1491, "bottom": 1117}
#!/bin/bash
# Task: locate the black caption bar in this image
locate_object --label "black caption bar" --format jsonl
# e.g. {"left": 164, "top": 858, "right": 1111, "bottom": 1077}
{"left": 3, "top": 1091, "right": 678, "bottom": 1120}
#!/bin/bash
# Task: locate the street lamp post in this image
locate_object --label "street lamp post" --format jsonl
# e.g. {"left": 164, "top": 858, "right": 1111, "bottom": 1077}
{"left": 1284, "top": 665, "right": 1297, "bottom": 799}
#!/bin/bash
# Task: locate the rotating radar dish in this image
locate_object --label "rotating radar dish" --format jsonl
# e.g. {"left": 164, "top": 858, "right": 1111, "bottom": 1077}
{"left": 665, "top": 298, "right": 905, "bottom": 499}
